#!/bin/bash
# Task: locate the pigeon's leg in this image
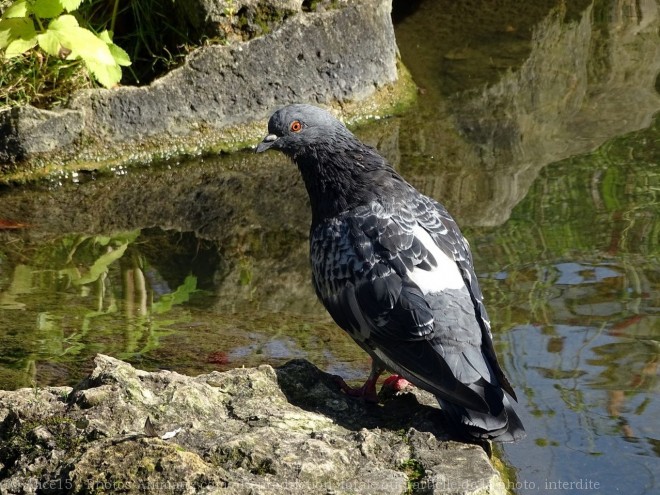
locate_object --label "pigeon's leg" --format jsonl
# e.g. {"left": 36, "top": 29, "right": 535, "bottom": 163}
{"left": 333, "top": 361, "right": 384, "bottom": 403}
{"left": 382, "top": 374, "right": 412, "bottom": 392}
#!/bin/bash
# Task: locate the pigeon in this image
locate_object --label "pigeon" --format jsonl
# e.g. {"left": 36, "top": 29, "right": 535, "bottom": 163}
{"left": 256, "top": 104, "right": 525, "bottom": 442}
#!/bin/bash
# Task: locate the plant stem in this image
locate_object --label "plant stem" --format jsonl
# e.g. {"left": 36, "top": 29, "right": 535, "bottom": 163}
{"left": 34, "top": 15, "right": 45, "bottom": 33}
{"left": 110, "top": 0, "right": 120, "bottom": 33}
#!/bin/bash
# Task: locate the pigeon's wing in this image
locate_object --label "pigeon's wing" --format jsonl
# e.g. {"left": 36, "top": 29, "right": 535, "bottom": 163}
{"left": 414, "top": 197, "right": 517, "bottom": 400}
{"left": 311, "top": 201, "right": 491, "bottom": 412}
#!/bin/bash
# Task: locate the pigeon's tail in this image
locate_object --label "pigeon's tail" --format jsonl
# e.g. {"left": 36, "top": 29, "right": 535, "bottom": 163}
{"left": 438, "top": 390, "right": 526, "bottom": 443}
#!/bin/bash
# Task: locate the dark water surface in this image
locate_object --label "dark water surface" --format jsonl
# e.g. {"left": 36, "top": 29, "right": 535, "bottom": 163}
{"left": 1, "top": 0, "right": 659, "bottom": 493}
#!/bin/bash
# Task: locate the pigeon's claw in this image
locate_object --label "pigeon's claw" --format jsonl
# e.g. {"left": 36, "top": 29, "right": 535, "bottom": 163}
{"left": 333, "top": 361, "right": 385, "bottom": 403}
{"left": 382, "top": 374, "right": 412, "bottom": 392}
{"left": 333, "top": 375, "right": 380, "bottom": 403}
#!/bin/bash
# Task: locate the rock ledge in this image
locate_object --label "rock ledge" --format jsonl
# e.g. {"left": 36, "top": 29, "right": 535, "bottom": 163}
{"left": 0, "top": 355, "right": 506, "bottom": 495}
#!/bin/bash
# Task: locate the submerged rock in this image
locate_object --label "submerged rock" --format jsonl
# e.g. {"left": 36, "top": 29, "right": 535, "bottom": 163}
{"left": 0, "top": 355, "right": 506, "bottom": 494}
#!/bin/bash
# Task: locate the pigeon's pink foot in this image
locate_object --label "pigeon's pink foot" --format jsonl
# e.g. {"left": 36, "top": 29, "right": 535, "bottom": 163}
{"left": 333, "top": 375, "right": 380, "bottom": 403}
{"left": 382, "top": 374, "right": 412, "bottom": 392}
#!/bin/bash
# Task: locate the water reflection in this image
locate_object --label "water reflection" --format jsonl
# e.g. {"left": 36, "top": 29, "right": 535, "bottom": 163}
{"left": 0, "top": 230, "right": 218, "bottom": 387}
{"left": 393, "top": 0, "right": 660, "bottom": 226}
{"left": 468, "top": 118, "right": 660, "bottom": 493}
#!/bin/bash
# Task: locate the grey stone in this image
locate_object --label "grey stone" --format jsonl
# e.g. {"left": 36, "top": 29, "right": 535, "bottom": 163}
{"left": 69, "top": 0, "right": 397, "bottom": 141}
{"left": 174, "top": 0, "right": 305, "bottom": 41}
{"left": 407, "top": 429, "right": 505, "bottom": 495}
{"left": 0, "top": 356, "right": 506, "bottom": 495}
{"left": 0, "top": 107, "right": 83, "bottom": 170}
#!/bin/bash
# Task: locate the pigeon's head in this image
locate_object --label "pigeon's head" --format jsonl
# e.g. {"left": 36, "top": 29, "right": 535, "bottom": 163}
{"left": 255, "top": 104, "right": 352, "bottom": 156}
{"left": 255, "top": 104, "right": 400, "bottom": 222}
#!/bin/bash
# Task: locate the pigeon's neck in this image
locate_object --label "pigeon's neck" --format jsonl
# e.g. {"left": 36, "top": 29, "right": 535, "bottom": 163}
{"left": 293, "top": 140, "right": 406, "bottom": 226}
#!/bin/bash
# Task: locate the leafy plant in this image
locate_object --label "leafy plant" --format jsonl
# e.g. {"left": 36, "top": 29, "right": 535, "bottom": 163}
{"left": 78, "top": 0, "right": 194, "bottom": 86}
{"left": 0, "top": 0, "right": 130, "bottom": 89}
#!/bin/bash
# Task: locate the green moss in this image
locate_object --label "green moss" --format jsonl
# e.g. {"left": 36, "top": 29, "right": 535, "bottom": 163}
{"left": 250, "top": 458, "right": 275, "bottom": 475}
{"left": 0, "top": 415, "right": 82, "bottom": 477}
{"left": 302, "top": 0, "right": 342, "bottom": 12}
{"left": 491, "top": 444, "right": 519, "bottom": 495}
{"left": 302, "top": 0, "right": 319, "bottom": 11}
{"left": 140, "top": 457, "right": 157, "bottom": 472}
{"left": 400, "top": 458, "right": 426, "bottom": 494}
{"left": 252, "top": 5, "right": 286, "bottom": 35}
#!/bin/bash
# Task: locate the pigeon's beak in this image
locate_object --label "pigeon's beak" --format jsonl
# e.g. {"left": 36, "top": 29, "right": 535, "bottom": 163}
{"left": 255, "top": 134, "right": 278, "bottom": 153}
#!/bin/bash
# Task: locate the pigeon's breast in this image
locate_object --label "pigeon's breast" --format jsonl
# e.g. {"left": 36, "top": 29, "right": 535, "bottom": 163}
{"left": 310, "top": 217, "right": 372, "bottom": 301}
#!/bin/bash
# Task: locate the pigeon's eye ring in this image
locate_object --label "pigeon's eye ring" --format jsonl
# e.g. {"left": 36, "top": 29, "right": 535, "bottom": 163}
{"left": 290, "top": 120, "right": 302, "bottom": 133}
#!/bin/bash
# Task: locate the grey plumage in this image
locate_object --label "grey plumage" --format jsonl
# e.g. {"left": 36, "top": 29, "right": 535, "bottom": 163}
{"left": 256, "top": 104, "right": 525, "bottom": 442}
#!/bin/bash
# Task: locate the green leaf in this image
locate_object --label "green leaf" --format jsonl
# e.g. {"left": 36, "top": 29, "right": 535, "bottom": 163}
{"left": 108, "top": 42, "right": 131, "bottom": 67}
{"left": 1, "top": 17, "right": 36, "bottom": 57}
{"left": 0, "top": 17, "right": 34, "bottom": 50}
{"left": 84, "top": 57, "right": 122, "bottom": 88}
{"left": 36, "top": 29, "right": 61, "bottom": 57}
{"left": 48, "top": 13, "right": 79, "bottom": 31}
{"left": 32, "top": 0, "right": 65, "bottom": 19}
{"left": 72, "top": 242, "right": 129, "bottom": 285}
{"left": 97, "top": 29, "right": 113, "bottom": 44}
{"left": 98, "top": 30, "right": 131, "bottom": 67}
{"left": 60, "top": 0, "right": 84, "bottom": 12}
{"left": 0, "top": 20, "right": 14, "bottom": 49}
{"left": 65, "top": 26, "right": 125, "bottom": 87}
{"left": 46, "top": 14, "right": 121, "bottom": 87}
{"left": 35, "top": 15, "right": 79, "bottom": 57}
{"left": 2, "top": 0, "right": 28, "bottom": 19}
{"left": 66, "top": 27, "right": 116, "bottom": 65}
{"left": 4, "top": 35, "right": 37, "bottom": 57}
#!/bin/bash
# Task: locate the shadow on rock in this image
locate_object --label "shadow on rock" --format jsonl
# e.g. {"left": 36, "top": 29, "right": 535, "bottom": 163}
{"left": 275, "top": 359, "right": 452, "bottom": 439}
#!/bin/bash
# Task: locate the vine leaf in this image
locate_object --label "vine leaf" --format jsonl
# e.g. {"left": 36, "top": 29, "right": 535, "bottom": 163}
{"left": 0, "top": 17, "right": 36, "bottom": 55}
{"left": 61, "top": 0, "right": 84, "bottom": 12}
{"left": 2, "top": 0, "right": 28, "bottom": 19}
{"left": 32, "top": 0, "right": 65, "bottom": 19}
{"left": 71, "top": 242, "right": 130, "bottom": 285}
{"left": 38, "top": 15, "right": 127, "bottom": 87}
{"left": 99, "top": 30, "right": 131, "bottom": 67}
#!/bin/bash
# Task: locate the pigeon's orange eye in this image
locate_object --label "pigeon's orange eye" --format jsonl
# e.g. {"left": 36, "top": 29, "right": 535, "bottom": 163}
{"left": 290, "top": 120, "right": 302, "bottom": 132}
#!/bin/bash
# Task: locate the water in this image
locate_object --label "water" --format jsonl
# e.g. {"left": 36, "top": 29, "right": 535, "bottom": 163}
{"left": 1, "top": 0, "right": 659, "bottom": 493}
{"left": 473, "top": 145, "right": 659, "bottom": 493}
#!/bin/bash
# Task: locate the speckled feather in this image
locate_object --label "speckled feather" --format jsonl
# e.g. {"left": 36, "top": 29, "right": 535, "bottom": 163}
{"left": 256, "top": 104, "right": 525, "bottom": 442}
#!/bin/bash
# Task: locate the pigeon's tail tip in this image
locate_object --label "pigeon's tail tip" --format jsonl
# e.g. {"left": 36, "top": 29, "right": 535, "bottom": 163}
{"left": 439, "top": 395, "right": 526, "bottom": 443}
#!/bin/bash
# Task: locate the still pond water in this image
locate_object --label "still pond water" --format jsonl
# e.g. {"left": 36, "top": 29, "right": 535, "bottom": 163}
{"left": 1, "top": 1, "right": 659, "bottom": 493}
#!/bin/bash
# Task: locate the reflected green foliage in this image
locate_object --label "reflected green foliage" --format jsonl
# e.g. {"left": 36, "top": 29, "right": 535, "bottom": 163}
{"left": 152, "top": 275, "right": 197, "bottom": 314}
{"left": 472, "top": 115, "right": 659, "bottom": 329}
{"left": 55, "top": 230, "right": 139, "bottom": 285}
{"left": 0, "top": 230, "right": 199, "bottom": 389}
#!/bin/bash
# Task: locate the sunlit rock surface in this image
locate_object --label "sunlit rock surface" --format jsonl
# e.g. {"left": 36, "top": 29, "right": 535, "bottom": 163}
{"left": 0, "top": 355, "right": 506, "bottom": 495}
